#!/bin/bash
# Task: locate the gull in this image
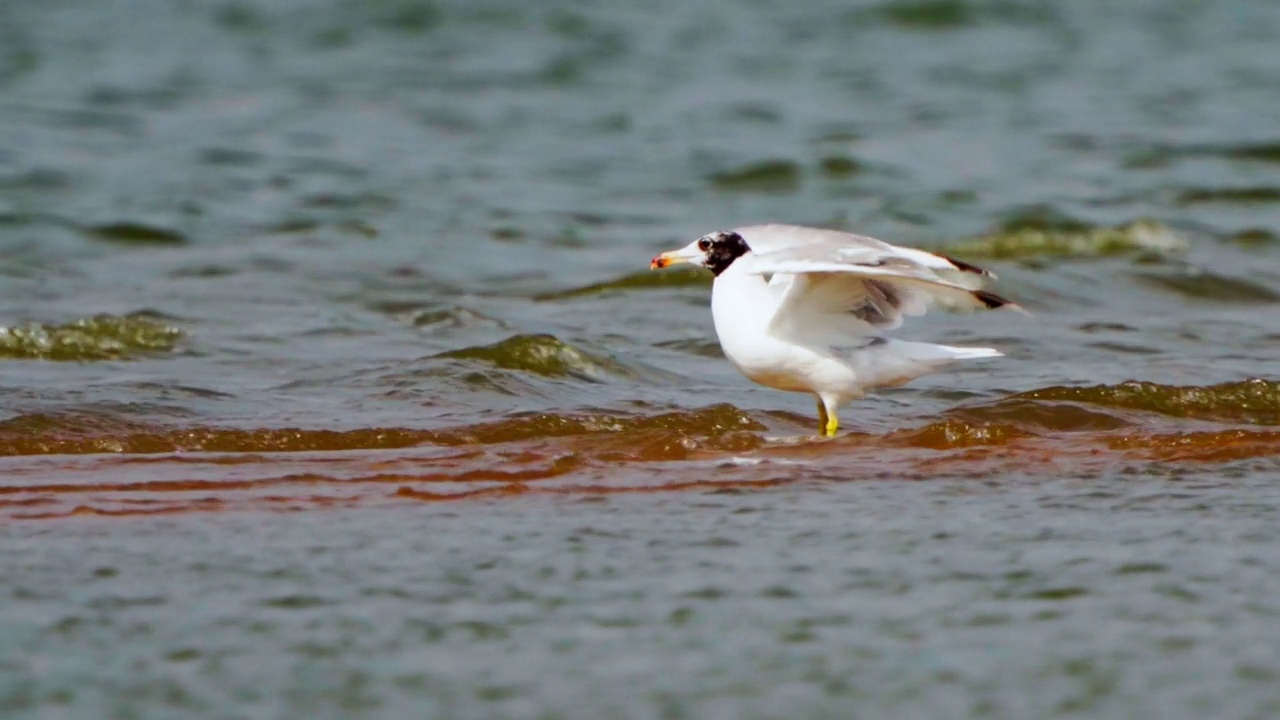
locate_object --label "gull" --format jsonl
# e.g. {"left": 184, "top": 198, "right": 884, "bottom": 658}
{"left": 650, "top": 224, "right": 1017, "bottom": 437}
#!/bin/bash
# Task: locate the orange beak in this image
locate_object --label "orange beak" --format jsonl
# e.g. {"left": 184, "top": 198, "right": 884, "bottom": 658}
{"left": 650, "top": 249, "right": 695, "bottom": 270}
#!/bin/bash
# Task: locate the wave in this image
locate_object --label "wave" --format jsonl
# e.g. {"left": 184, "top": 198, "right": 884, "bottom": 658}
{"left": 2, "top": 379, "right": 1276, "bottom": 519}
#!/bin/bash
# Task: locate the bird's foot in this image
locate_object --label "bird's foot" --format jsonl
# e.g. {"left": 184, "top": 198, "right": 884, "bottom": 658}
{"left": 815, "top": 397, "right": 839, "bottom": 437}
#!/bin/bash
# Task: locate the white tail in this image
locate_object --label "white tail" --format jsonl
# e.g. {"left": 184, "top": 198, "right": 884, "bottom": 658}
{"left": 884, "top": 340, "right": 1002, "bottom": 363}
{"left": 847, "top": 339, "right": 1003, "bottom": 391}
{"left": 936, "top": 344, "right": 1003, "bottom": 360}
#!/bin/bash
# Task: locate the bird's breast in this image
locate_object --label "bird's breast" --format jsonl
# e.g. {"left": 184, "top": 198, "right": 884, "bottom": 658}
{"left": 710, "top": 274, "right": 818, "bottom": 392}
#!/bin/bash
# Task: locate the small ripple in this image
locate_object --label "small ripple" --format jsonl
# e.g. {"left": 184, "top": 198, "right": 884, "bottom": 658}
{"left": 938, "top": 218, "right": 1188, "bottom": 260}
{"left": 433, "top": 334, "right": 635, "bottom": 381}
{"left": 534, "top": 266, "right": 708, "bottom": 301}
{"left": 1025, "top": 587, "right": 1089, "bottom": 601}
{"left": 81, "top": 222, "right": 187, "bottom": 246}
{"left": 1130, "top": 269, "right": 1280, "bottom": 303}
{"left": 1019, "top": 379, "right": 1280, "bottom": 426}
{"left": 261, "top": 595, "right": 333, "bottom": 609}
{"left": 1115, "top": 563, "right": 1168, "bottom": 575}
{"left": 874, "top": 0, "right": 972, "bottom": 29}
{"left": 1177, "top": 187, "right": 1280, "bottom": 205}
{"left": 0, "top": 314, "right": 182, "bottom": 361}
{"left": 708, "top": 160, "right": 803, "bottom": 193}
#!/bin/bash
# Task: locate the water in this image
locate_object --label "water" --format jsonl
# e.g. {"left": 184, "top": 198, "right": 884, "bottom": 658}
{"left": 1, "top": 0, "right": 1279, "bottom": 717}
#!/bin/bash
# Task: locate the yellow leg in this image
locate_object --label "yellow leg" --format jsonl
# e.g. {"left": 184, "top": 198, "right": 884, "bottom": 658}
{"left": 816, "top": 398, "right": 839, "bottom": 437}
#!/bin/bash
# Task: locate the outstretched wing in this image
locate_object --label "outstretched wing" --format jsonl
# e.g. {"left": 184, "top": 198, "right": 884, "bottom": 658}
{"left": 740, "top": 240, "right": 1015, "bottom": 339}
{"left": 735, "top": 223, "right": 996, "bottom": 285}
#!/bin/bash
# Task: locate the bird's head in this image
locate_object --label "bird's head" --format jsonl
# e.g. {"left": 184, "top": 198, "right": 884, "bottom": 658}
{"left": 650, "top": 230, "right": 750, "bottom": 276}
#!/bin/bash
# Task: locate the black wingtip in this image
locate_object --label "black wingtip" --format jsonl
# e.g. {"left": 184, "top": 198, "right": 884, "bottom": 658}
{"left": 940, "top": 254, "right": 994, "bottom": 278}
{"left": 973, "top": 289, "right": 1015, "bottom": 310}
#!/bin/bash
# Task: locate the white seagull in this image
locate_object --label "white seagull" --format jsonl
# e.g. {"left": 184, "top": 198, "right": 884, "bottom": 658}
{"left": 650, "top": 224, "right": 1017, "bottom": 437}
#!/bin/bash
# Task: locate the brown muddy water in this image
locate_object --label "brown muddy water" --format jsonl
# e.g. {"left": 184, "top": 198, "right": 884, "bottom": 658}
{"left": 3, "top": 0, "right": 1280, "bottom": 718}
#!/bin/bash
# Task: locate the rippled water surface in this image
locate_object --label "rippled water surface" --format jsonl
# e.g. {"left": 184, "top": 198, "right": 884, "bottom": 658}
{"left": 2, "top": 0, "right": 1280, "bottom": 717}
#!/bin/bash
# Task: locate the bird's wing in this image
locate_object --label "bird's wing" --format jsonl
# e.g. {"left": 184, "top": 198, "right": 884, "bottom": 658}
{"left": 741, "top": 241, "right": 1014, "bottom": 338}
{"left": 735, "top": 224, "right": 995, "bottom": 286}
{"left": 734, "top": 224, "right": 897, "bottom": 255}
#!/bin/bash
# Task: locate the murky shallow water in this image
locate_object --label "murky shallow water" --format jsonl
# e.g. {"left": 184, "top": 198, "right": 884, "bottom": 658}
{"left": 2, "top": 0, "right": 1279, "bottom": 717}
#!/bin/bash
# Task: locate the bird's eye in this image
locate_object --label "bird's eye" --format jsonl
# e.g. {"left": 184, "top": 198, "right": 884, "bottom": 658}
{"left": 697, "top": 238, "right": 712, "bottom": 251}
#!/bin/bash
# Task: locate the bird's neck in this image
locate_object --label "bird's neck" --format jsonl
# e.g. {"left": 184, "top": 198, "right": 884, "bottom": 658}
{"left": 710, "top": 256, "right": 776, "bottom": 333}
